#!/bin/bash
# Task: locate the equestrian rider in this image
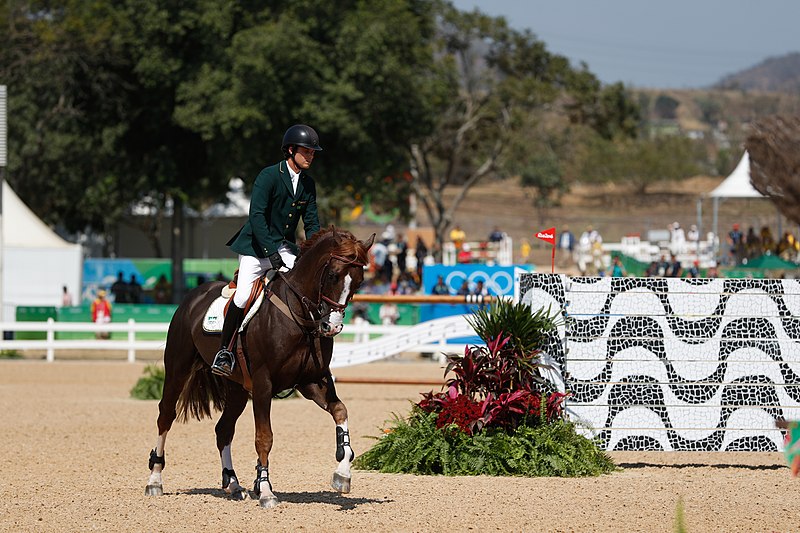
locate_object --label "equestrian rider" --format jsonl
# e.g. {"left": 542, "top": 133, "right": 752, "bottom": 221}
{"left": 211, "top": 124, "right": 322, "bottom": 377}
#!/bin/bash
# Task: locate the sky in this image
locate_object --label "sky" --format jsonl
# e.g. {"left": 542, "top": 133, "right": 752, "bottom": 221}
{"left": 450, "top": 0, "right": 800, "bottom": 89}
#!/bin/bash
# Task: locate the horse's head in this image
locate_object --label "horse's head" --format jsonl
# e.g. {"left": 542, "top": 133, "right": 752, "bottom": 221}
{"left": 296, "top": 227, "right": 375, "bottom": 337}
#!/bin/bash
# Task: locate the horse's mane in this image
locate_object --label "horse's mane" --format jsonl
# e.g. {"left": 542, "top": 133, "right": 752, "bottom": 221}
{"left": 298, "top": 227, "right": 370, "bottom": 264}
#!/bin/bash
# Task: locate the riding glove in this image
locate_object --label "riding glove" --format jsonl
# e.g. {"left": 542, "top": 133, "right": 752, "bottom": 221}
{"left": 268, "top": 252, "right": 285, "bottom": 270}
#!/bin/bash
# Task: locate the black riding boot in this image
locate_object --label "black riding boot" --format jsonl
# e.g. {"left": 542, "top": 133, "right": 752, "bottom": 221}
{"left": 211, "top": 304, "right": 245, "bottom": 377}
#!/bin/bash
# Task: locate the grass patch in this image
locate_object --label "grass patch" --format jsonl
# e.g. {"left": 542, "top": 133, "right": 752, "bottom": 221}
{"left": 0, "top": 350, "right": 23, "bottom": 359}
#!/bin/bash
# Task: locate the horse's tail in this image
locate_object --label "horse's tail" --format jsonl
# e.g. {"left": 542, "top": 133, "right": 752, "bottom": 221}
{"left": 176, "top": 357, "right": 227, "bottom": 422}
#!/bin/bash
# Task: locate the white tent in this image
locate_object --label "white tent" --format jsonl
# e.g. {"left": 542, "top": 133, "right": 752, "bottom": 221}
{"left": 700, "top": 151, "right": 768, "bottom": 259}
{"left": 1, "top": 181, "right": 83, "bottom": 321}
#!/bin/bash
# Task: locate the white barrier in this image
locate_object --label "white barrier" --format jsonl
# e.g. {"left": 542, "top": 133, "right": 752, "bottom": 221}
{"left": 0, "top": 315, "right": 479, "bottom": 365}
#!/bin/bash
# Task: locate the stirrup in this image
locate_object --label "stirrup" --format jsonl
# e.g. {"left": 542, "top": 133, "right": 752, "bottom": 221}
{"left": 211, "top": 348, "right": 234, "bottom": 377}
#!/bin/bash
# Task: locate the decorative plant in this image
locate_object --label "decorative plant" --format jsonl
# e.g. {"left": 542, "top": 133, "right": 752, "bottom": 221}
{"left": 130, "top": 364, "right": 165, "bottom": 400}
{"left": 355, "top": 299, "right": 616, "bottom": 477}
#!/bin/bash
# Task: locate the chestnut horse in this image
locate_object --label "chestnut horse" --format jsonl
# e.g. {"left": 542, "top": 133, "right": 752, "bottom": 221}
{"left": 145, "top": 227, "right": 374, "bottom": 508}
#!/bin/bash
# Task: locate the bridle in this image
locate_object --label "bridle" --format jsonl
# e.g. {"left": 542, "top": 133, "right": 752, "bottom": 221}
{"left": 270, "top": 251, "right": 366, "bottom": 334}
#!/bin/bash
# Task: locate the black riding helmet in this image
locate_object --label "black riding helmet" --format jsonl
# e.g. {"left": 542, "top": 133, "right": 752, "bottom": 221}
{"left": 281, "top": 124, "right": 323, "bottom": 158}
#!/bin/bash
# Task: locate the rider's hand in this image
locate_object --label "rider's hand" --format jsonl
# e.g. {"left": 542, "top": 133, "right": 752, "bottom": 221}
{"left": 268, "top": 252, "right": 285, "bottom": 270}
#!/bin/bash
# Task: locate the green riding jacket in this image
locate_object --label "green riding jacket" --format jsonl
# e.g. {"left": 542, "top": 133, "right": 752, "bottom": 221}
{"left": 227, "top": 160, "right": 320, "bottom": 258}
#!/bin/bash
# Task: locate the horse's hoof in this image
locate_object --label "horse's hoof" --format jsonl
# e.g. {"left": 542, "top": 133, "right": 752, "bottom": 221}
{"left": 231, "top": 488, "right": 249, "bottom": 501}
{"left": 145, "top": 484, "right": 163, "bottom": 496}
{"left": 259, "top": 496, "right": 279, "bottom": 509}
{"left": 331, "top": 472, "right": 351, "bottom": 494}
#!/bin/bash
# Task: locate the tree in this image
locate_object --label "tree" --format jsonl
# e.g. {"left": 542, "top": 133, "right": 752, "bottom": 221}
{"left": 408, "top": 4, "right": 639, "bottom": 257}
{"left": 745, "top": 115, "right": 800, "bottom": 224}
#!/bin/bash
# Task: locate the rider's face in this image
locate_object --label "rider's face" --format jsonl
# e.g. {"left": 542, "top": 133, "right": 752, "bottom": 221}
{"left": 291, "top": 146, "right": 315, "bottom": 170}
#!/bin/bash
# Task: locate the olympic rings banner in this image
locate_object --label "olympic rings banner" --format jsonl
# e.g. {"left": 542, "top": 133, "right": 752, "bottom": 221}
{"left": 421, "top": 264, "right": 533, "bottom": 326}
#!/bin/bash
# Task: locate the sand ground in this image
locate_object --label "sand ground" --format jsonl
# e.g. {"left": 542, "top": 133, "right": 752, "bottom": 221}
{"left": 0, "top": 358, "right": 797, "bottom": 533}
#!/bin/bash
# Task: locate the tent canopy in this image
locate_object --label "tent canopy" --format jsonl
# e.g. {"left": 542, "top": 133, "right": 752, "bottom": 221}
{"left": 707, "top": 151, "right": 764, "bottom": 199}
{"left": 741, "top": 254, "right": 798, "bottom": 270}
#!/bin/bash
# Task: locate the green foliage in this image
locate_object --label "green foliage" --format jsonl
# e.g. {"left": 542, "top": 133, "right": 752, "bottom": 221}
{"left": 0, "top": 350, "right": 22, "bottom": 359}
{"left": 354, "top": 409, "right": 617, "bottom": 477}
{"left": 130, "top": 364, "right": 165, "bottom": 400}
{"left": 356, "top": 301, "right": 613, "bottom": 478}
{"left": 467, "top": 299, "right": 561, "bottom": 356}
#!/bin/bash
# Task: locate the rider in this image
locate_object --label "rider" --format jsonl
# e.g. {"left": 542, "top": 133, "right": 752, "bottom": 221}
{"left": 211, "top": 124, "right": 323, "bottom": 377}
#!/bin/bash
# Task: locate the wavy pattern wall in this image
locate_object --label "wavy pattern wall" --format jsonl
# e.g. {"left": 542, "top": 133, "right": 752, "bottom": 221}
{"left": 518, "top": 273, "right": 800, "bottom": 451}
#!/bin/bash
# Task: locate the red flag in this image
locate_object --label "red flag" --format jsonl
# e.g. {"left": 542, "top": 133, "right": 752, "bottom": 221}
{"left": 536, "top": 227, "right": 556, "bottom": 246}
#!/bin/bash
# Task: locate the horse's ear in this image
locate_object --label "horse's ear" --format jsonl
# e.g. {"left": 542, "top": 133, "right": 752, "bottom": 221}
{"left": 361, "top": 233, "right": 376, "bottom": 250}
{"left": 331, "top": 225, "right": 341, "bottom": 244}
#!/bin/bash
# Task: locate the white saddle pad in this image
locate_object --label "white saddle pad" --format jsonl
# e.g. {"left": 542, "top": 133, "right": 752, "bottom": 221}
{"left": 202, "top": 288, "right": 265, "bottom": 333}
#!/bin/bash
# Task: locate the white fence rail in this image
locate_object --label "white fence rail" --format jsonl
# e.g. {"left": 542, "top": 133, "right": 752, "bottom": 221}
{"left": 0, "top": 316, "right": 479, "bottom": 366}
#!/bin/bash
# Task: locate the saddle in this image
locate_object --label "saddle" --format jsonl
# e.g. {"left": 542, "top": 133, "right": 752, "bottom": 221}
{"left": 202, "top": 270, "right": 273, "bottom": 333}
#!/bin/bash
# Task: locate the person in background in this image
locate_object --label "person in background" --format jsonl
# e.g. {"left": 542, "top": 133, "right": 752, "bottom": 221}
{"left": 472, "top": 279, "right": 488, "bottom": 296}
{"left": 745, "top": 226, "right": 760, "bottom": 259}
{"left": 111, "top": 271, "right": 129, "bottom": 303}
{"left": 456, "top": 280, "right": 470, "bottom": 295}
{"left": 488, "top": 226, "right": 504, "bottom": 243}
{"left": 760, "top": 226, "right": 775, "bottom": 255}
{"left": 457, "top": 243, "right": 472, "bottom": 264}
{"left": 128, "top": 274, "right": 142, "bottom": 304}
{"left": 686, "top": 224, "right": 700, "bottom": 249}
{"left": 449, "top": 224, "right": 466, "bottom": 251}
{"left": 727, "top": 223, "right": 744, "bottom": 265}
{"left": 610, "top": 256, "right": 626, "bottom": 277}
{"left": 91, "top": 290, "right": 112, "bottom": 340}
{"left": 685, "top": 260, "right": 700, "bottom": 278}
{"left": 61, "top": 285, "right": 73, "bottom": 307}
{"left": 431, "top": 275, "right": 450, "bottom": 295}
{"left": 212, "top": 124, "right": 323, "bottom": 377}
{"left": 557, "top": 226, "right": 576, "bottom": 268}
{"left": 154, "top": 274, "right": 172, "bottom": 304}
{"left": 666, "top": 254, "right": 682, "bottom": 278}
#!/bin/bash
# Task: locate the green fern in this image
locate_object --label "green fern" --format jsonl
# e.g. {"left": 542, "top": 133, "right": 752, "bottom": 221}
{"left": 130, "top": 364, "right": 165, "bottom": 400}
{"left": 354, "top": 410, "right": 617, "bottom": 477}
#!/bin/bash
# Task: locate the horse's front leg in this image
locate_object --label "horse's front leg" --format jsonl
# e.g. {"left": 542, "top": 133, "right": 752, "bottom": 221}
{"left": 298, "top": 375, "right": 353, "bottom": 494}
{"left": 252, "top": 379, "right": 279, "bottom": 508}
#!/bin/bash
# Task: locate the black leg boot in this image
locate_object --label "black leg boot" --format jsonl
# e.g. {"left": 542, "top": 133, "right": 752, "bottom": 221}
{"left": 211, "top": 304, "right": 245, "bottom": 377}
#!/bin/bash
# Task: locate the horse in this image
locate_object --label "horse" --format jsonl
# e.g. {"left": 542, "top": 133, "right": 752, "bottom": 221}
{"left": 145, "top": 227, "right": 375, "bottom": 508}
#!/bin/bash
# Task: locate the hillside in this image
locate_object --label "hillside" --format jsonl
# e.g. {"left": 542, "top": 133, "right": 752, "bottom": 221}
{"left": 714, "top": 52, "right": 800, "bottom": 92}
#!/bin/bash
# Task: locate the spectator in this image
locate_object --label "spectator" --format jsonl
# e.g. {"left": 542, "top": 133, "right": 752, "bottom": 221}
{"left": 128, "top": 274, "right": 142, "bottom": 304}
{"left": 557, "top": 226, "right": 576, "bottom": 268}
{"left": 666, "top": 254, "right": 682, "bottom": 278}
{"left": 456, "top": 280, "right": 470, "bottom": 295}
{"left": 727, "top": 223, "right": 744, "bottom": 265}
{"left": 91, "top": 290, "right": 112, "bottom": 340}
{"left": 644, "top": 261, "right": 658, "bottom": 277}
{"left": 154, "top": 274, "right": 172, "bottom": 304}
{"left": 111, "top": 271, "right": 129, "bottom": 303}
{"left": 396, "top": 233, "right": 408, "bottom": 274}
{"left": 610, "top": 256, "right": 626, "bottom": 277}
{"left": 656, "top": 254, "right": 670, "bottom": 277}
{"left": 488, "top": 226, "right": 504, "bottom": 242}
{"left": 457, "top": 243, "right": 472, "bottom": 264}
{"left": 449, "top": 224, "right": 466, "bottom": 251}
{"left": 472, "top": 279, "right": 488, "bottom": 296}
{"left": 745, "top": 226, "right": 760, "bottom": 259}
{"left": 670, "top": 222, "right": 686, "bottom": 255}
{"left": 686, "top": 224, "right": 700, "bottom": 248}
{"left": 685, "top": 260, "right": 700, "bottom": 278}
{"left": 61, "top": 285, "right": 73, "bottom": 307}
{"left": 431, "top": 275, "right": 450, "bottom": 295}
{"left": 760, "top": 226, "right": 775, "bottom": 255}
{"left": 351, "top": 303, "right": 371, "bottom": 343}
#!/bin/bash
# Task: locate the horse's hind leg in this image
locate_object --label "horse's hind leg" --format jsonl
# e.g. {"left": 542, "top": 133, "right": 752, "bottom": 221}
{"left": 298, "top": 375, "right": 353, "bottom": 494}
{"left": 215, "top": 382, "right": 250, "bottom": 501}
{"left": 145, "top": 339, "right": 197, "bottom": 496}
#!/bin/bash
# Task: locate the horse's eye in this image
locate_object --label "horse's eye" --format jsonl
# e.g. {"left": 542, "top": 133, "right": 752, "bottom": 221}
{"left": 327, "top": 270, "right": 339, "bottom": 281}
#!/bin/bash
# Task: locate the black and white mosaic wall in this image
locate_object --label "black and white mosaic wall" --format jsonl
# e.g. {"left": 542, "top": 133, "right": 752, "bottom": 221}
{"left": 518, "top": 273, "right": 800, "bottom": 452}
